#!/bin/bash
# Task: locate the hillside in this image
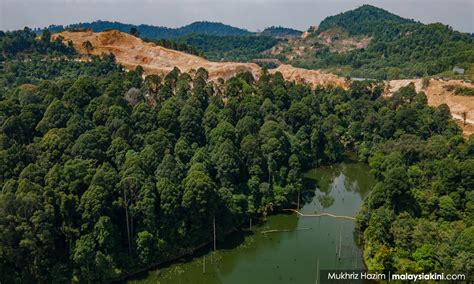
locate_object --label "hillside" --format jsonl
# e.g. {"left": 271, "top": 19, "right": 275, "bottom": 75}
{"left": 268, "top": 64, "right": 346, "bottom": 87}
{"left": 260, "top": 26, "right": 303, "bottom": 38}
{"left": 296, "top": 5, "right": 474, "bottom": 79}
{"left": 45, "top": 20, "right": 251, "bottom": 39}
{"left": 171, "top": 5, "right": 474, "bottom": 81}
{"left": 317, "top": 4, "right": 415, "bottom": 36}
{"left": 267, "top": 26, "right": 371, "bottom": 62}
{"left": 51, "top": 30, "right": 261, "bottom": 80}
{"left": 50, "top": 29, "right": 347, "bottom": 88}
{"left": 388, "top": 79, "right": 474, "bottom": 136}
{"left": 42, "top": 5, "right": 474, "bottom": 81}
{"left": 173, "top": 33, "right": 280, "bottom": 61}
{"left": 52, "top": 30, "right": 346, "bottom": 88}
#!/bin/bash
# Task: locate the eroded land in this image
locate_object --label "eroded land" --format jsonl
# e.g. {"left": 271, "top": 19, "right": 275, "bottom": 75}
{"left": 268, "top": 26, "right": 371, "bottom": 60}
{"left": 53, "top": 30, "right": 474, "bottom": 135}
{"left": 53, "top": 30, "right": 261, "bottom": 80}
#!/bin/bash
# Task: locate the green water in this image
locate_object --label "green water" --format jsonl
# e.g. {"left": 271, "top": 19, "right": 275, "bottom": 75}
{"left": 129, "top": 162, "right": 375, "bottom": 284}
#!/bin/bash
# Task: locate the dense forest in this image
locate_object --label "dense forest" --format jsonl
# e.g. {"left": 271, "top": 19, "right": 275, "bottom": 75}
{"left": 1, "top": 28, "right": 473, "bottom": 283}
{"left": 142, "top": 38, "right": 203, "bottom": 57}
{"left": 260, "top": 26, "right": 303, "bottom": 38}
{"left": 172, "top": 34, "right": 280, "bottom": 61}
{"left": 44, "top": 20, "right": 252, "bottom": 39}
{"left": 317, "top": 4, "right": 415, "bottom": 36}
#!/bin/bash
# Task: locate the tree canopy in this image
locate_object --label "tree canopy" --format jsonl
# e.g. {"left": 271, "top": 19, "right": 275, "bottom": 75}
{"left": 0, "top": 27, "right": 473, "bottom": 282}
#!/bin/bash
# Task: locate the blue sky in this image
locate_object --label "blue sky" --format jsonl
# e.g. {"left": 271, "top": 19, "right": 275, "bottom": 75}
{"left": 1, "top": 0, "right": 473, "bottom": 32}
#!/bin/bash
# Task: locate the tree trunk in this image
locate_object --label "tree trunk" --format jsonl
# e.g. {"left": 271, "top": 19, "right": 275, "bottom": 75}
{"left": 124, "top": 187, "right": 132, "bottom": 254}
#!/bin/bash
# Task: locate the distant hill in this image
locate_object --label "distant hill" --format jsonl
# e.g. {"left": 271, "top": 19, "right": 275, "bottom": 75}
{"left": 176, "top": 22, "right": 251, "bottom": 37}
{"left": 173, "top": 33, "right": 280, "bottom": 61}
{"left": 317, "top": 4, "right": 416, "bottom": 36}
{"left": 260, "top": 26, "right": 303, "bottom": 37}
{"left": 44, "top": 20, "right": 252, "bottom": 39}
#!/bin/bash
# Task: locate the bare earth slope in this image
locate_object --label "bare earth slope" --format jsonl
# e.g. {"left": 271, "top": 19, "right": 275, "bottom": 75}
{"left": 53, "top": 30, "right": 261, "bottom": 80}
{"left": 53, "top": 30, "right": 347, "bottom": 88}
{"left": 269, "top": 64, "right": 347, "bottom": 87}
{"left": 54, "top": 30, "right": 474, "bottom": 135}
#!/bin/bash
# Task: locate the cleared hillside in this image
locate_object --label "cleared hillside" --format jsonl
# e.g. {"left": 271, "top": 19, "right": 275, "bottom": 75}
{"left": 52, "top": 30, "right": 345, "bottom": 88}
{"left": 53, "top": 30, "right": 261, "bottom": 80}
{"left": 269, "top": 5, "right": 474, "bottom": 80}
{"left": 268, "top": 64, "right": 347, "bottom": 87}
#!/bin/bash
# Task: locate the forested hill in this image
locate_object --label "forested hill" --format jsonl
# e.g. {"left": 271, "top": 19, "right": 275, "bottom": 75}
{"left": 317, "top": 4, "right": 416, "bottom": 36}
{"left": 44, "top": 20, "right": 252, "bottom": 39}
{"left": 260, "top": 26, "right": 303, "bottom": 37}
{"left": 309, "top": 5, "right": 474, "bottom": 79}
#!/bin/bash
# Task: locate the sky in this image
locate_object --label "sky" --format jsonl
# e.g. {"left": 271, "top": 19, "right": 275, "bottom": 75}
{"left": 1, "top": 0, "right": 473, "bottom": 33}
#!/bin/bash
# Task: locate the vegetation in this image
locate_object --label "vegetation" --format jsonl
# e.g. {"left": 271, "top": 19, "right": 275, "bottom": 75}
{"left": 357, "top": 101, "right": 474, "bottom": 272}
{"left": 129, "top": 27, "right": 140, "bottom": 38}
{"left": 44, "top": 20, "right": 252, "bottom": 39}
{"left": 1, "top": 28, "right": 473, "bottom": 283}
{"left": 142, "top": 38, "right": 203, "bottom": 57}
{"left": 173, "top": 34, "right": 280, "bottom": 61}
{"left": 317, "top": 4, "right": 415, "bottom": 36}
{"left": 260, "top": 26, "right": 302, "bottom": 37}
{"left": 1, "top": 29, "right": 119, "bottom": 86}
{"left": 454, "top": 86, "right": 474, "bottom": 96}
{"left": 1, "top": 28, "right": 75, "bottom": 59}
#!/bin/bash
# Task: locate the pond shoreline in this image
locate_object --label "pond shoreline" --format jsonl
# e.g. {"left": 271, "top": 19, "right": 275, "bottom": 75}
{"left": 114, "top": 225, "right": 241, "bottom": 282}
{"left": 124, "top": 161, "right": 375, "bottom": 283}
{"left": 117, "top": 207, "right": 299, "bottom": 283}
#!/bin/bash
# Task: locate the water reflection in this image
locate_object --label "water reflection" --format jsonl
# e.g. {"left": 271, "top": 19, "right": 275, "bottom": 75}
{"left": 317, "top": 194, "right": 335, "bottom": 208}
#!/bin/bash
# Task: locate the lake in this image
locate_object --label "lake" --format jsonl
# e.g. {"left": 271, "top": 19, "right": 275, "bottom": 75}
{"left": 129, "top": 161, "right": 375, "bottom": 284}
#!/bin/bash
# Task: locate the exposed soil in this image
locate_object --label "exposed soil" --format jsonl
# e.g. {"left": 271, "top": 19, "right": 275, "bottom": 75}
{"left": 269, "top": 64, "right": 347, "bottom": 88}
{"left": 268, "top": 26, "right": 371, "bottom": 60}
{"left": 53, "top": 30, "right": 347, "bottom": 89}
{"left": 53, "top": 30, "right": 261, "bottom": 80}
{"left": 316, "top": 27, "right": 371, "bottom": 53}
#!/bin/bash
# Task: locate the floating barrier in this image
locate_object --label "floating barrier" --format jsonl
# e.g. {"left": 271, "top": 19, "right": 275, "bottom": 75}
{"left": 283, "top": 209, "right": 356, "bottom": 220}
